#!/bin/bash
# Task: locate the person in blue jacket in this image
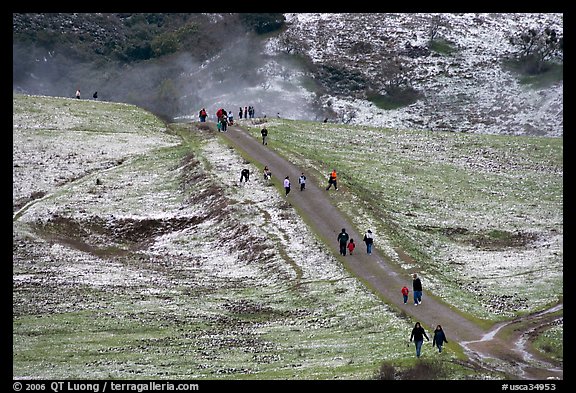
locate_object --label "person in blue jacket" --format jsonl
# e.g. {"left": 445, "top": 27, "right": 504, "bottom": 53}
{"left": 432, "top": 325, "right": 448, "bottom": 353}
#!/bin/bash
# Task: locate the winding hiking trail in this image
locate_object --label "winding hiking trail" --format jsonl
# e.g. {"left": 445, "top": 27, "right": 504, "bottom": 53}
{"left": 207, "top": 120, "right": 562, "bottom": 380}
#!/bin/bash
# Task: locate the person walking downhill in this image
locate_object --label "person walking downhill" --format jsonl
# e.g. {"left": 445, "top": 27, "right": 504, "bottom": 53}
{"left": 401, "top": 285, "right": 410, "bottom": 304}
{"left": 363, "top": 229, "right": 374, "bottom": 255}
{"left": 298, "top": 172, "right": 306, "bottom": 191}
{"left": 337, "top": 228, "right": 349, "bottom": 256}
{"left": 261, "top": 127, "right": 268, "bottom": 145}
{"left": 347, "top": 239, "right": 356, "bottom": 255}
{"left": 283, "top": 176, "right": 291, "bottom": 196}
{"left": 412, "top": 273, "right": 423, "bottom": 306}
{"left": 326, "top": 169, "right": 338, "bottom": 190}
{"left": 410, "top": 321, "right": 429, "bottom": 358}
{"left": 432, "top": 325, "right": 448, "bottom": 353}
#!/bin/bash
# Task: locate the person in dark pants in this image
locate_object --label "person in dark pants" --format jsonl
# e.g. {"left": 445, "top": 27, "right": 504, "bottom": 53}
{"left": 326, "top": 169, "right": 338, "bottom": 190}
{"left": 283, "top": 176, "right": 291, "bottom": 196}
{"left": 337, "top": 228, "right": 349, "bottom": 256}
{"left": 363, "top": 229, "right": 373, "bottom": 255}
{"left": 432, "top": 325, "right": 448, "bottom": 353}
{"left": 240, "top": 168, "right": 250, "bottom": 183}
{"left": 410, "top": 321, "right": 429, "bottom": 358}
{"left": 298, "top": 173, "right": 306, "bottom": 191}
{"left": 412, "top": 273, "right": 423, "bottom": 305}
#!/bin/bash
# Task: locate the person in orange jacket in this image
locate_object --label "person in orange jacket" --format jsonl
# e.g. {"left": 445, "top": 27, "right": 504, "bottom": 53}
{"left": 326, "top": 169, "right": 338, "bottom": 190}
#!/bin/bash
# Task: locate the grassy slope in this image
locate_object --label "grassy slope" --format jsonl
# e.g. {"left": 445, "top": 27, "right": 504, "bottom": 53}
{"left": 241, "top": 119, "right": 563, "bottom": 321}
{"left": 14, "top": 95, "right": 464, "bottom": 380}
{"left": 13, "top": 95, "right": 562, "bottom": 380}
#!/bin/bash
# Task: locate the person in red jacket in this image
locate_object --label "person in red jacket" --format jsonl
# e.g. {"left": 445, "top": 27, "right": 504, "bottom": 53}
{"left": 347, "top": 239, "right": 356, "bottom": 255}
{"left": 401, "top": 286, "right": 410, "bottom": 304}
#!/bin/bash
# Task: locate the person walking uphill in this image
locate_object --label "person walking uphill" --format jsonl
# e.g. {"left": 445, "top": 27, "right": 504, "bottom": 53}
{"left": 283, "top": 176, "right": 291, "bottom": 196}
{"left": 326, "top": 169, "right": 338, "bottom": 190}
{"left": 410, "top": 322, "right": 429, "bottom": 358}
{"left": 432, "top": 325, "right": 448, "bottom": 353}
{"left": 298, "top": 173, "right": 306, "bottom": 191}
{"left": 261, "top": 127, "right": 268, "bottom": 145}
{"left": 412, "top": 273, "right": 423, "bottom": 306}
{"left": 337, "top": 228, "right": 349, "bottom": 256}
{"left": 363, "top": 229, "right": 373, "bottom": 255}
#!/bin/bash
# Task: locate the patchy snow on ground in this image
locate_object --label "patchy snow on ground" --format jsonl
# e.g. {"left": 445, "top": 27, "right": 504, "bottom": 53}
{"left": 14, "top": 94, "right": 421, "bottom": 379}
{"left": 269, "top": 13, "right": 563, "bottom": 136}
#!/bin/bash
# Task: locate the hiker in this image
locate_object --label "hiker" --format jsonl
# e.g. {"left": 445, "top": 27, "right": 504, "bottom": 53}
{"left": 240, "top": 168, "right": 250, "bottom": 183}
{"left": 363, "top": 229, "right": 374, "bottom": 255}
{"left": 199, "top": 108, "right": 207, "bottom": 122}
{"left": 326, "top": 169, "right": 338, "bottom": 190}
{"left": 263, "top": 166, "right": 272, "bottom": 181}
{"left": 432, "top": 325, "right": 448, "bottom": 353}
{"left": 75, "top": 89, "right": 81, "bottom": 99}
{"left": 239, "top": 107, "right": 243, "bottom": 119}
{"left": 401, "top": 286, "right": 410, "bottom": 304}
{"left": 220, "top": 109, "right": 228, "bottom": 132}
{"left": 261, "top": 127, "right": 268, "bottom": 145}
{"left": 93, "top": 91, "right": 98, "bottom": 99}
{"left": 228, "top": 110, "right": 234, "bottom": 125}
{"left": 220, "top": 115, "right": 228, "bottom": 132}
{"left": 298, "top": 172, "right": 306, "bottom": 191}
{"left": 347, "top": 238, "right": 356, "bottom": 255}
{"left": 412, "top": 273, "right": 423, "bottom": 306}
{"left": 337, "top": 228, "right": 349, "bottom": 256}
{"left": 410, "top": 321, "right": 429, "bottom": 358}
{"left": 283, "top": 176, "right": 291, "bottom": 196}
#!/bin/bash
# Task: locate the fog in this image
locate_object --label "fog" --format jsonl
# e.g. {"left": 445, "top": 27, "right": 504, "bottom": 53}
{"left": 13, "top": 35, "right": 327, "bottom": 123}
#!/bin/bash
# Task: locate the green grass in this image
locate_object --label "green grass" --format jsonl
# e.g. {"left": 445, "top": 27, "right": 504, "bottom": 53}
{"left": 243, "top": 119, "right": 563, "bottom": 321}
{"left": 13, "top": 94, "right": 561, "bottom": 379}
{"left": 532, "top": 323, "right": 563, "bottom": 362}
{"left": 429, "top": 38, "right": 458, "bottom": 55}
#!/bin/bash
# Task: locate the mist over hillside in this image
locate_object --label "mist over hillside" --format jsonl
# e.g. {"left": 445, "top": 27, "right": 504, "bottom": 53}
{"left": 13, "top": 12, "right": 563, "bottom": 135}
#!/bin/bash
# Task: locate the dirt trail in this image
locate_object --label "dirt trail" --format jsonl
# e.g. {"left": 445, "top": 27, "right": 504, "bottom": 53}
{"left": 211, "top": 121, "right": 562, "bottom": 380}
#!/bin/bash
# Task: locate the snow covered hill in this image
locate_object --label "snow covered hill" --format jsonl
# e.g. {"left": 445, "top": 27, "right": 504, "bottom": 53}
{"left": 266, "top": 13, "right": 563, "bottom": 136}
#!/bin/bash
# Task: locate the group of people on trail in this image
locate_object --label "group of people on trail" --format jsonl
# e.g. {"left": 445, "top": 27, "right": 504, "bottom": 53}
{"left": 337, "top": 228, "right": 373, "bottom": 257}
{"left": 239, "top": 105, "right": 255, "bottom": 119}
{"left": 197, "top": 105, "right": 260, "bottom": 130}
{"left": 228, "top": 121, "right": 450, "bottom": 360}
{"left": 410, "top": 322, "right": 448, "bottom": 358}
{"left": 215, "top": 108, "right": 231, "bottom": 131}
{"left": 280, "top": 172, "right": 307, "bottom": 196}
{"left": 75, "top": 89, "right": 98, "bottom": 100}
{"left": 404, "top": 273, "right": 448, "bottom": 358}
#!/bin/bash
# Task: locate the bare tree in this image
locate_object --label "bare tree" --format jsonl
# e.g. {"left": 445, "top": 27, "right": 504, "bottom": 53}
{"left": 508, "top": 26, "right": 563, "bottom": 74}
{"left": 428, "top": 14, "right": 449, "bottom": 41}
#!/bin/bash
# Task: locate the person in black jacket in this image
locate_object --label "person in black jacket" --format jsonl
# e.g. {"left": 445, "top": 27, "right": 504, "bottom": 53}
{"left": 412, "top": 273, "right": 423, "bottom": 305}
{"left": 337, "top": 228, "right": 349, "bottom": 256}
{"left": 240, "top": 168, "right": 250, "bottom": 183}
{"left": 261, "top": 127, "right": 268, "bottom": 145}
{"left": 432, "top": 325, "right": 448, "bottom": 353}
{"left": 410, "top": 321, "right": 429, "bottom": 358}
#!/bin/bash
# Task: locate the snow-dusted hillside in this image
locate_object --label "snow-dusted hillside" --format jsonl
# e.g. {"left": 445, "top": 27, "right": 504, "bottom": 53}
{"left": 267, "top": 13, "right": 563, "bottom": 136}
